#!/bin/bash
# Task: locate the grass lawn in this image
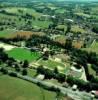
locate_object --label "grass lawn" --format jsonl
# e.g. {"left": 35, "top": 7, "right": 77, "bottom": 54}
{"left": 0, "top": 75, "right": 56, "bottom": 100}
{"left": 6, "top": 48, "right": 41, "bottom": 62}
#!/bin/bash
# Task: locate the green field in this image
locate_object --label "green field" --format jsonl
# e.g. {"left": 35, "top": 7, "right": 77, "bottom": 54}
{"left": 4, "top": 7, "right": 42, "bottom": 18}
{"left": 83, "top": 41, "right": 98, "bottom": 54}
{"left": 0, "top": 29, "right": 16, "bottom": 38}
{"left": 71, "top": 25, "right": 86, "bottom": 33}
{"left": 0, "top": 75, "right": 56, "bottom": 100}
{"left": 75, "top": 13, "right": 90, "bottom": 18}
{"left": 0, "top": 7, "right": 52, "bottom": 29}
{"left": 39, "top": 59, "right": 65, "bottom": 70}
{"left": 6, "top": 48, "right": 41, "bottom": 62}
{"left": 55, "top": 9, "right": 66, "bottom": 13}
{"left": 32, "top": 20, "right": 52, "bottom": 28}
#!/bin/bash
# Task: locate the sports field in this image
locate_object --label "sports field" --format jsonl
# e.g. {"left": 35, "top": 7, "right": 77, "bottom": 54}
{"left": 6, "top": 48, "right": 41, "bottom": 62}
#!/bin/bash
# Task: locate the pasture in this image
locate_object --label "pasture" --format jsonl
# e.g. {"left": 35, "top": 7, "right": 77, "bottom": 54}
{"left": 0, "top": 75, "right": 56, "bottom": 100}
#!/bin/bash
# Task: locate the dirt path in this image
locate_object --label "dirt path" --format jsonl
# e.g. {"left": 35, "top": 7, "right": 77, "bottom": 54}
{"left": 0, "top": 42, "right": 16, "bottom": 51}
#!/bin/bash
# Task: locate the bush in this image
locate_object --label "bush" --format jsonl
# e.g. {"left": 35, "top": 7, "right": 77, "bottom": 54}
{"left": 9, "top": 72, "right": 17, "bottom": 77}
{"left": 0, "top": 67, "right": 8, "bottom": 74}
{"left": 22, "top": 69, "right": 27, "bottom": 75}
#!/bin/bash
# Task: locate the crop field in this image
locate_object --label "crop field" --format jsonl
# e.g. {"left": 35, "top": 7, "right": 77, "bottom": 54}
{"left": 15, "top": 31, "right": 45, "bottom": 38}
{"left": 6, "top": 48, "right": 41, "bottom": 62}
{"left": 0, "top": 30, "right": 45, "bottom": 39}
{"left": 0, "top": 29, "right": 17, "bottom": 38}
{"left": 0, "top": 75, "right": 56, "bottom": 100}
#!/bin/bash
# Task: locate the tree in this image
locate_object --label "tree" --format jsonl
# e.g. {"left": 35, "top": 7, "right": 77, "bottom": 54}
{"left": 9, "top": 72, "right": 17, "bottom": 77}
{"left": 66, "top": 22, "right": 71, "bottom": 33}
{"left": 15, "top": 64, "right": 20, "bottom": 72}
{"left": 54, "top": 67, "right": 59, "bottom": 74}
{"left": 92, "top": 24, "right": 98, "bottom": 33}
{"left": 43, "top": 51, "right": 49, "bottom": 60}
{"left": 22, "top": 60, "right": 29, "bottom": 68}
{"left": 37, "top": 65, "right": 45, "bottom": 74}
{"left": 0, "top": 27, "right": 4, "bottom": 31}
{"left": 65, "top": 39, "right": 72, "bottom": 50}
{"left": 57, "top": 73, "right": 65, "bottom": 83}
{"left": 0, "top": 67, "right": 8, "bottom": 74}
{"left": 22, "top": 69, "right": 27, "bottom": 75}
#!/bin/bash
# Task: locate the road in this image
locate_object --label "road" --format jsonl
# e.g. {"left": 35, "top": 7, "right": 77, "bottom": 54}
{"left": 7, "top": 70, "right": 93, "bottom": 100}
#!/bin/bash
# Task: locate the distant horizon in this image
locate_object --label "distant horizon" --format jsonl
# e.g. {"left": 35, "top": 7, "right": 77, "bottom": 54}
{"left": 51, "top": 0, "right": 98, "bottom": 2}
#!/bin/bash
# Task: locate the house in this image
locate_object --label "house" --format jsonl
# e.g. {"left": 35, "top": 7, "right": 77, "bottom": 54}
{"left": 72, "top": 84, "right": 77, "bottom": 91}
{"left": 36, "top": 74, "right": 45, "bottom": 80}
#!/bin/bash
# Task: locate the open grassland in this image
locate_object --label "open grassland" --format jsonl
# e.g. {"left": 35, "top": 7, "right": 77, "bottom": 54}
{"left": 6, "top": 48, "right": 41, "bottom": 62}
{"left": 0, "top": 75, "right": 56, "bottom": 100}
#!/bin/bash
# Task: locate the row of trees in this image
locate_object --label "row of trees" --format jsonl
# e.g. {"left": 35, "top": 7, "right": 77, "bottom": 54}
{"left": 37, "top": 66, "right": 65, "bottom": 83}
{"left": 0, "top": 48, "right": 28, "bottom": 76}
{"left": 36, "top": 64, "right": 98, "bottom": 92}
{"left": 67, "top": 75, "right": 98, "bottom": 92}
{"left": 26, "top": 35, "right": 65, "bottom": 49}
